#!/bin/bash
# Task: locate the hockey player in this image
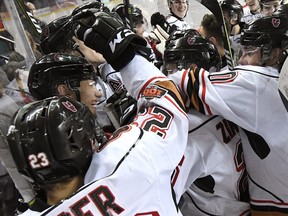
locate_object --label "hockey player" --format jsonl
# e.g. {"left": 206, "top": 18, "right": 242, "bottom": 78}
{"left": 164, "top": 29, "right": 250, "bottom": 215}
{"left": 7, "top": 11, "right": 188, "bottom": 215}
{"left": 198, "top": 14, "right": 227, "bottom": 69}
{"left": 163, "top": 29, "right": 222, "bottom": 75}
{"left": 220, "top": 0, "right": 245, "bottom": 65}
{"left": 38, "top": 12, "right": 132, "bottom": 130}
{"left": 166, "top": 0, "right": 191, "bottom": 31}
{"left": 28, "top": 53, "right": 102, "bottom": 117}
{"left": 260, "top": 0, "right": 283, "bottom": 16}
{"left": 241, "top": 0, "right": 263, "bottom": 24}
{"left": 220, "top": 0, "right": 244, "bottom": 36}
{"left": 168, "top": 15, "right": 288, "bottom": 215}
{"left": 112, "top": 3, "right": 156, "bottom": 64}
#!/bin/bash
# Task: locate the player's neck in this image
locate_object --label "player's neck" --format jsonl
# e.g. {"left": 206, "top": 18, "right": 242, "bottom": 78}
{"left": 46, "top": 176, "right": 84, "bottom": 205}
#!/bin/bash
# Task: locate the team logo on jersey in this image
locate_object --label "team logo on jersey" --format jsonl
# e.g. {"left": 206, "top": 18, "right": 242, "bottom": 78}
{"left": 272, "top": 18, "right": 280, "bottom": 28}
{"left": 62, "top": 101, "right": 77, "bottom": 112}
{"left": 187, "top": 36, "right": 196, "bottom": 45}
{"left": 109, "top": 79, "right": 125, "bottom": 93}
{"left": 141, "top": 85, "right": 167, "bottom": 100}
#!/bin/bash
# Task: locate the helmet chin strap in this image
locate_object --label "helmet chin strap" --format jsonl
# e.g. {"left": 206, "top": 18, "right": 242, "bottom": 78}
{"left": 261, "top": 44, "right": 272, "bottom": 66}
{"left": 66, "top": 81, "right": 82, "bottom": 102}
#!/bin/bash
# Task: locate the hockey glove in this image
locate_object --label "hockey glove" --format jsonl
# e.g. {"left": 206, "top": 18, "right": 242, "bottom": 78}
{"left": 149, "top": 25, "right": 170, "bottom": 58}
{"left": 150, "top": 12, "right": 177, "bottom": 35}
{"left": 71, "top": 11, "right": 147, "bottom": 71}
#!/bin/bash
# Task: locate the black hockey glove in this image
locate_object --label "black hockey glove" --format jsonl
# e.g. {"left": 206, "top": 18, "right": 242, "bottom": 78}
{"left": 150, "top": 12, "right": 177, "bottom": 35}
{"left": 71, "top": 11, "right": 147, "bottom": 71}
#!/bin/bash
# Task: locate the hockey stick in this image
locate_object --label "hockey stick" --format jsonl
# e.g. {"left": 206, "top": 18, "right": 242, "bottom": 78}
{"left": 14, "top": 0, "right": 42, "bottom": 38}
{"left": 193, "top": 0, "right": 235, "bottom": 70}
{"left": 123, "top": 0, "right": 133, "bottom": 30}
{"left": 279, "top": 56, "right": 288, "bottom": 112}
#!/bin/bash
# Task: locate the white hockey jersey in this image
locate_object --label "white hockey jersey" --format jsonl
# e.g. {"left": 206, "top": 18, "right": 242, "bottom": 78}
{"left": 241, "top": 6, "right": 263, "bottom": 24}
{"left": 173, "top": 110, "right": 250, "bottom": 216}
{"left": 169, "top": 65, "right": 288, "bottom": 214}
{"left": 166, "top": 14, "right": 191, "bottom": 31}
{"left": 98, "top": 63, "right": 126, "bottom": 94}
{"left": 23, "top": 55, "right": 188, "bottom": 215}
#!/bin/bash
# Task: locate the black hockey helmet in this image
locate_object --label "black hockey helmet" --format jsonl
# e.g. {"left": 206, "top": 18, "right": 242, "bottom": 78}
{"left": 7, "top": 96, "right": 95, "bottom": 185}
{"left": 40, "top": 15, "right": 74, "bottom": 54}
{"left": 112, "top": 3, "right": 144, "bottom": 28}
{"left": 28, "top": 53, "right": 98, "bottom": 100}
{"left": 167, "top": 0, "right": 189, "bottom": 7}
{"left": 240, "top": 14, "right": 288, "bottom": 64}
{"left": 220, "top": 0, "right": 244, "bottom": 24}
{"left": 273, "top": 2, "right": 288, "bottom": 15}
{"left": 164, "top": 29, "right": 222, "bottom": 73}
{"left": 71, "top": 0, "right": 110, "bottom": 16}
{"left": 240, "top": 14, "right": 288, "bottom": 48}
{"left": 40, "top": 1, "right": 108, "bottom": 55}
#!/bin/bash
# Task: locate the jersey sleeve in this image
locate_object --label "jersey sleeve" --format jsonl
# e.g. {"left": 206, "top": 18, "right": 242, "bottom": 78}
{"left": 169, "top": 66, "right": 279, "bottom": 132}
{"left": 120, "top": 54, "right": 188, "bottom": 166}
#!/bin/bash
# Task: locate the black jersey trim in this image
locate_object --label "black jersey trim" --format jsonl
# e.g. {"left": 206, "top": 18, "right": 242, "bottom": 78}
{"left": 248, "top": 173, "right": 284, "bottom": 203}
{"left": 188, "top": 115, "right": 218, "bottom": 133}
{"left": 234, "top": 67, "right": 279, "bottom": 78}
{"left": 181, "top": 191, "right": 220, "bottom": 216}
{"left": 250, "top": 204, "right": 288, "bottom": 213}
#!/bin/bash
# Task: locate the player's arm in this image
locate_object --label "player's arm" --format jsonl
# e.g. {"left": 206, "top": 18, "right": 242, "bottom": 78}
{"left": 71, "top": 11, "right": 188, "bottom": 166}
{"left": 71, "top": 11, "right": 187, "bottom": 123}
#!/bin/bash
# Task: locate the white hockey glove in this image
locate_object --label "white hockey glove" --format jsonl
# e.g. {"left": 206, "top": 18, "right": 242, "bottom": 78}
{"left": 149, "top": 25, "right": 170, "bottom": 58}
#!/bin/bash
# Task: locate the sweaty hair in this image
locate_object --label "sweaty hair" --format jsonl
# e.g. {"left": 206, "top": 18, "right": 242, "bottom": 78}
{"left": 200, "top": 14, "right": 224, "bottom": 46}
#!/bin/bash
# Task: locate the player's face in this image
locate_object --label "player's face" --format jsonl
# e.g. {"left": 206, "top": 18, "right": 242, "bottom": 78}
{"left": 246, "top": 0, "right": 261, "bottom": 13}
{"left": 170, "top": 0, "right": 188, "bottom": 18}
{"left": 238, "top": 46, "right": 262, "bottom": 66}
{"left": 135, "top": 23, "right": 146, "bottom": 37}
{"left": 78, "top": 79, "right": 103, "bottom": 117}
{"left": 261, "top": 0, "right": 282, "bottom": 16}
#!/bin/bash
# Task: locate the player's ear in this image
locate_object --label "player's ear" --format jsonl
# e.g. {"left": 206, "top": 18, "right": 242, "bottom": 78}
{"left": 209, "top": 36, "right": 217, "bottom": 45}
{"left": 57, "top": 84, "right": 71, "bottom": 96}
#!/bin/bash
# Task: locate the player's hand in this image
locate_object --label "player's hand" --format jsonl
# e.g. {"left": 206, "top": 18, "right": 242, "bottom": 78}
{"left": 149, "top": 24, "right": 170, "bottom": 57}
{"left": 150, "top": 12, "right": 177, "bottom": 35}
{"left": 71, "top": 11, "right": 147, "bottom": 70}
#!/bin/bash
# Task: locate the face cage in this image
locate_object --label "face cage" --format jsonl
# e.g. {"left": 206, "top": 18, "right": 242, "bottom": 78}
{"left": 164, "top": 60, "right": 197, "bottom": 74}
{"left": 65, "top": 76, "right": 107, "bottom": 106}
